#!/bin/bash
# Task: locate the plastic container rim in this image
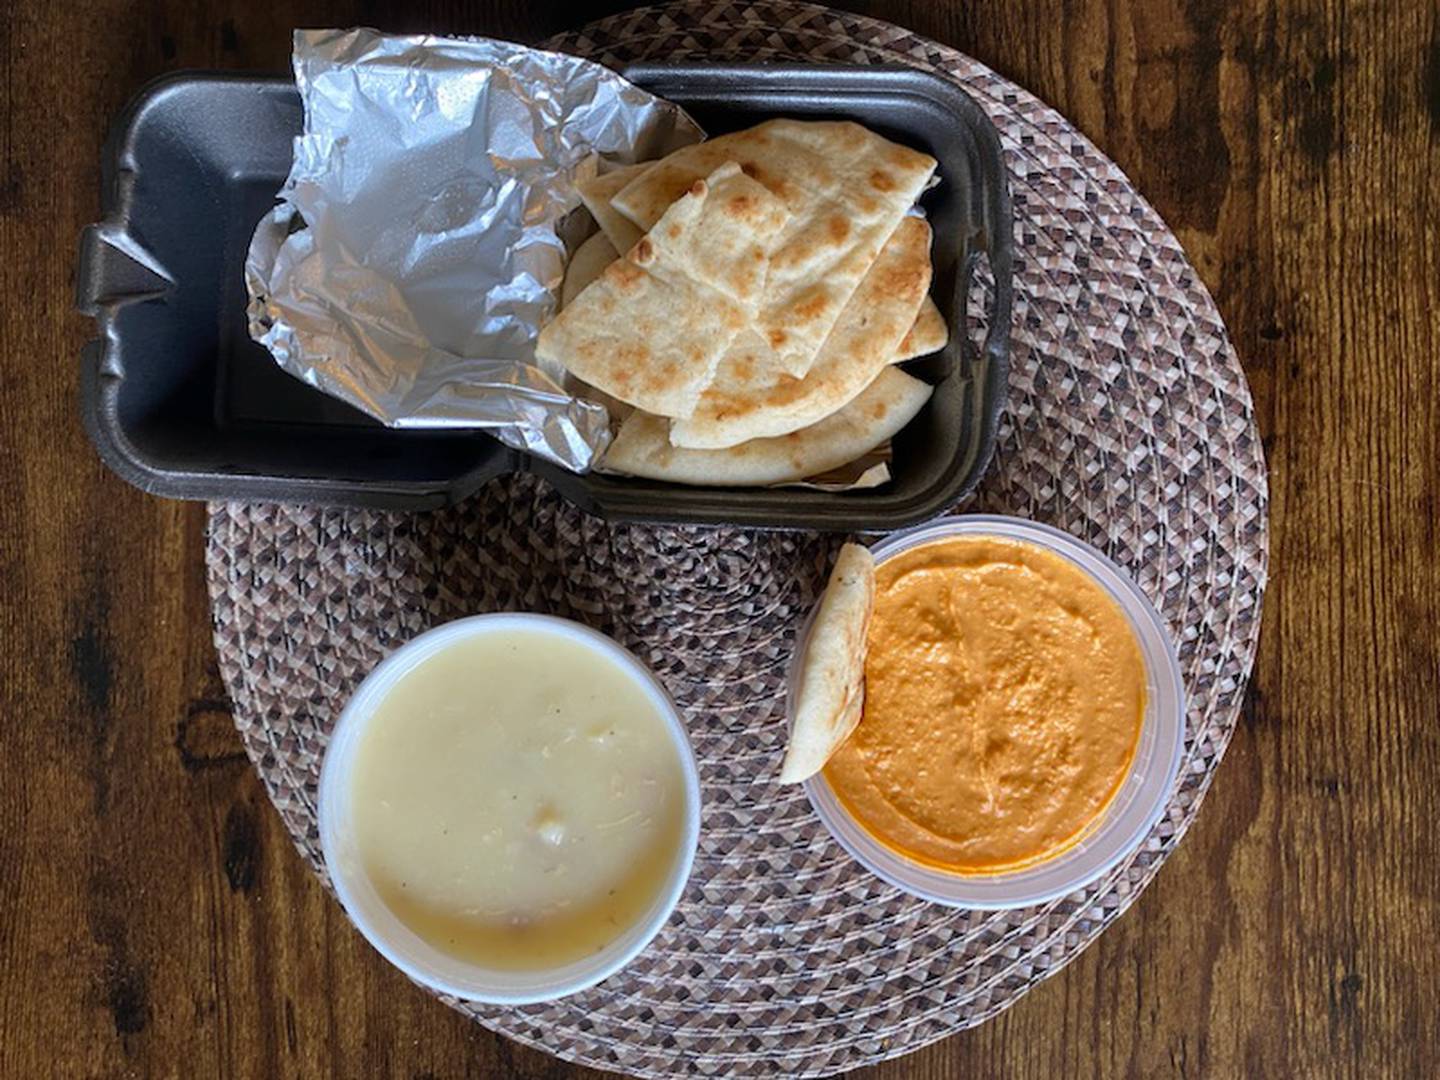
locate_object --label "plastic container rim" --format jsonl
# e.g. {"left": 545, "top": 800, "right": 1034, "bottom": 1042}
{"left": 794, "top": 514, "right": 1186, "bottom": 909}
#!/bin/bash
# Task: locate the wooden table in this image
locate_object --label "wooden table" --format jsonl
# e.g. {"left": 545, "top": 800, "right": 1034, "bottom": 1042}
{"left": 3, "top": 1, "right": 1437, "bottom": 1076}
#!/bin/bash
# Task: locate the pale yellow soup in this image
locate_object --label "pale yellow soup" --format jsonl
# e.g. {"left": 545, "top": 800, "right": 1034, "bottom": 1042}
{"left": 349, "top": 627, "right": 687, "bottom": 971}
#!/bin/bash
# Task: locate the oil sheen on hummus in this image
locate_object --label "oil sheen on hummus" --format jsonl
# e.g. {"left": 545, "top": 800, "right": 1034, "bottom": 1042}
{"left": 350, "top": 628, "right": 685, "bottom": 970}
{"left": 824, "top": 535, "right": 1146, "bottom": 872}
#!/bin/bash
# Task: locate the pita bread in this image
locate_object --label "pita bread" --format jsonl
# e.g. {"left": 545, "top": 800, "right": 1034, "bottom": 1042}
{"left": 560, "top": 231, "right": 618, "bottom": 309}
{"left": 579, "top": 163, "right": 941, "bottom": 366}
{"left": 779, "top": 543, "right": 875, "bottom": 783}
{"left": 669, "top": 217, "right": 932, "bottom": 450}
{"left": 536, "top": 165, "right": 786, "bottom": 418}
{"left": 577, "top": 162, "right": 649, "bottom": 254}
{"left": 611, "top": 120, "right": 936, "bottom": 377}
{"left": 538, "top": 262, "right": 740, "bottom": 419}
{"left": 894, "top": 296, "right": 948, "bottom": 362}
{"left": 560, "top": 235, "right": 629, "bottom": 421}
{"left": 559, "top": 214, "right": 941, "bottom": 399}
{"left": 602, "top": 367, "right": 933, "bottom": 486}
{"left": 561, "top": 236, "right": 940, "bottom": 370}
{"left": 636, "top": 162, "right": 789, "bottom": 307}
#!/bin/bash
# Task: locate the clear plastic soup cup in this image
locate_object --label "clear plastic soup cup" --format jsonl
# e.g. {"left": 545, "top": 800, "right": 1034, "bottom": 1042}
{"left": 794, "top": 515, "right": 1185, "bottom": 909}
{"left": 319, "top": 613, "right": 702, "bottom": 1005}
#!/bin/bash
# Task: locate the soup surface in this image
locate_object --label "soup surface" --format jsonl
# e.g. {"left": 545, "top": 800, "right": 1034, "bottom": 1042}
{"left": 350, "top": 627, "right": 686, "bottom": 970}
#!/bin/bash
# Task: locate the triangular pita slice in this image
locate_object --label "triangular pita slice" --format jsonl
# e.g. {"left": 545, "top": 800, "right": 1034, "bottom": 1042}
{"left": 580, "top": 172, "right": 947, "bottom": 370}
{"left": 603, "top": 366, "right": 932, "bottom": 487}
{"left": 779, "top": 543, "right": 876, "bottom": 783}
{"left": 636, "top": 162, "right": 788, "bottom": 308}
{"left": 538, "top": 263, "right": 740, "bottom": 419}
{"left": 894, "top": 296, "right": 948, "bottom": 362}
{"left": 577, "top": 162, "right": 650, "bottom": 254}
{"left": 611, "top": 120, "right": 936, "bottom": 377}
{"left": 560, "top": 231, "right": 618, "bottom": 309}
{"left": 537, "top": 164, "right": 787, "bottom": 418}
{"left": 669, "top": 217, "right": 932, "bottom": 450}
{"left": 560, "top": 232, "right": 632, "bottom": 422}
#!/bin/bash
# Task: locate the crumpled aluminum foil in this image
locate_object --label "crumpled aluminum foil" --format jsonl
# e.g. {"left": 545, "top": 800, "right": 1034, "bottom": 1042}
{"left": 245, "top": 28, "right": 703, "bottom": 472}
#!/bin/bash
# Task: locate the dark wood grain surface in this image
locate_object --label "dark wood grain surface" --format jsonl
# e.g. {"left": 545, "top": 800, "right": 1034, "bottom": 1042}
{"left": 3, "top": 1, "right": 1438, "bottom": 1076}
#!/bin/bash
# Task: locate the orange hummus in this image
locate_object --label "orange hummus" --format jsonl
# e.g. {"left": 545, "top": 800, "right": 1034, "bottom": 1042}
{"left": 823, "top": 534, "right": 1146, "bottom": 873}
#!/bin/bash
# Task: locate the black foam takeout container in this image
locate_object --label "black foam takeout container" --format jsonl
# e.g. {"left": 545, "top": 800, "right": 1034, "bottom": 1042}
{"left": 77, "top": 64, "right": 1013, "bottom": 530}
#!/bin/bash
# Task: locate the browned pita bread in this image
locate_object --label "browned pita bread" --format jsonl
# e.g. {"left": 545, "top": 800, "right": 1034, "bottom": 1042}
{"left": 603, "top": 367, "right": 932, "bottom": 486}
{"left": 536, "top": 164, "right": 787, "bottom": 418}
{"left": 636, "top": 162, "right": 788, "bottom": 307}
{"left": 577, "top": 163, "right": 649, "bottom": 254}
{"left": 560, "top": 231, "right": 618, "bottom": 309}
{"left": 779, "top": 543, "right": 875, "bottom": 783}
{"left": 579, "top": 149, "right": 943, "bottom": 378}
{"left": 611, "top": 120, "right": 936, "bottom": 378}
{"left": 668, "top": 217, "right": 933, "bottom": 449}
{"left": 894, "top": 296, "right": 948, "bottom": 362}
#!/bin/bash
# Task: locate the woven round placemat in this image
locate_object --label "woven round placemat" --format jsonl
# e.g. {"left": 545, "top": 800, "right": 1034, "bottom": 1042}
{"left": 205, "top": 3, "right": 1268, "bottom": 1075}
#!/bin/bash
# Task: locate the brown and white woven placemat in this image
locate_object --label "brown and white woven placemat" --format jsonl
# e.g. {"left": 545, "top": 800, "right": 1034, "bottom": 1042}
{"left": 205, "top": 3, "right": 1269, "bottom": 1075}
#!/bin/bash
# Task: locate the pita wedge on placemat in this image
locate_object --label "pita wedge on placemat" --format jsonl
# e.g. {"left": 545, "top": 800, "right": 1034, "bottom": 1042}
{"left": 604, "top": 367, "right": 932, "bottom": 486}
{"left": 669, "top": 217, "right": 933, "bottom": 450}
{"left": 577, "top": 162, "right": 649, "bottom": 254}
{"left": 537, "top": 163, "right": 788, "bottom": 418}
{"left": 611, "top": 120, "right": 937, "bottom": 377}
{"left": 779, "top": 543, "right": 876, "bottom": 784}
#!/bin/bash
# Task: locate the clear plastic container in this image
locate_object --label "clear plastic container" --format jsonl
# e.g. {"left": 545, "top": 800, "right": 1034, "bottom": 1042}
{"left": 793, "top": 515, "right": 1185, "bottom": 909}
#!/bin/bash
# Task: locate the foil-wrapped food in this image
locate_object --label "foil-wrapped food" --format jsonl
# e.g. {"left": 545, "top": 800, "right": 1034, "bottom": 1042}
{"left": 246, "top": 28, "right": 702, "bottom": 472}
{"left": 247, "top": 30, "right": 950, "bottom": 489}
